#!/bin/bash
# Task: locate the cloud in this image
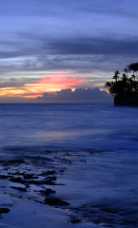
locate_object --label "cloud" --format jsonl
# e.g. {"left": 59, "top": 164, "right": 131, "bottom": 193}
{"left": 1, "top": 32, "right": 138, "bottom": 76}
{"left": 0, "top": 72, "right": 85, "bottom": 100}
{"left": 40, "top": 88, "right": 112, "bottom": 104}
{"left": 48, "top": 37, "right": 138, "bottom": 56}
{"left": 0, "top": 0, "right": 138, "bottom": 97}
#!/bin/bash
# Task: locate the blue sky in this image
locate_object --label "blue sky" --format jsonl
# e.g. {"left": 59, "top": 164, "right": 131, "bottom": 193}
{"left": 0, "top": 0, "right": 138, "bottom": 101}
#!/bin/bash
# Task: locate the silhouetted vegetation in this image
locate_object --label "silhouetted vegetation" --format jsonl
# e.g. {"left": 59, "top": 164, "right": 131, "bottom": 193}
{"left": 128, "top": 62, "right": 138, "bottom": 73}
{"left": 106, "top": 63, "right": 138, "bottom": 106}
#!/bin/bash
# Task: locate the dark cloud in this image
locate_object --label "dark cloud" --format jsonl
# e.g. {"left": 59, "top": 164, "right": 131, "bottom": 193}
{"left": 40, "top": 88, "right": 112, "bottom": 104}
{"left": 0, "top": 0, "right": 138, "bottom": 86}
{"left": 1, "top": 33, "right": 138, "bottom": 76}
{"left": 1, "top": 35, "right": 138, "bottom": 57}
{"left": 48, "top": 37, "right": 138, "bottom": 55}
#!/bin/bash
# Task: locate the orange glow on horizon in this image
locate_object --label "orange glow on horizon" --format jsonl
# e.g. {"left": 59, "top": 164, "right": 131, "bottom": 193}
{"left": 28, "top": 74, "right": 84, "bottom": 93}
{"left": 0, "top": 72, "right": 85, "bottom": 100}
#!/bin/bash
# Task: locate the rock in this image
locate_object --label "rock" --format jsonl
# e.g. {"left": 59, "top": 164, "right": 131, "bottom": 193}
{"left": 29, "top": 176, "right": 57, "bottom": 185}
{"left": 45, "top": 188, "right": 56, "bottom": 195}
{"left": 11, "top": 183, "right": 27, "bottom": 192}
{"left": 70, "top": 216, "right": 81, "bottom": 224}
{"left": 40, "top": 188, "right": 56, "bottom": 196}
{"left": 9, "top": 176, "right": 25, "bottom": 184}
{"left": 13, "top": 187, "right": 27, "bottom": 192}
{"left": 0, "top": 208, "right": 10, "bottom": 214}
{"left": 41, "top": 170, "right": 56, "bottom": 176}
{"left": 26, "top": 178, "right": 45, "bottom": 185}
{"left": 59, "top": 169, "right": 65, "bottom": 174}
{"left": 22, "top": 173, "right": 34, "bottom": 179}
{"left": 2, "top": 159, "right": 25, "bottom": 166}
{"left": 21, "top": 175, "right": 57, "bottom": 185}
{"left": 43, "top": 176, "right": 57, "bottom": 185}
{"left": 45, "top": 196, "right": 70, "bottom": 207}
{"left": 0, "top": 174, "right": 10, "bottom": 180}
{"left": 101, "top": 207, "right": 120, "bottom": 214}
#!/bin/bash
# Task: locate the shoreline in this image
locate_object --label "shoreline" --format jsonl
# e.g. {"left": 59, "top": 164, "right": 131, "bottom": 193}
{"left": 0, "top": 148, "right": 137, "bottom": 227}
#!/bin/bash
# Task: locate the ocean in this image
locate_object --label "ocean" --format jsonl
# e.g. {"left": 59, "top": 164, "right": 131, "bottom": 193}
{"left": 0, "top": 103, "right": 138, "bottom": 227}
{"left": 1, "top": 103, "right": 138, "bottom": 150}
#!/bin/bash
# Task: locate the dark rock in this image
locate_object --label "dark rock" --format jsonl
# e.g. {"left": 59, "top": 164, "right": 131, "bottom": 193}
{"left": 0, "top": 174, "right": 10, "bottom": 179}
{"left": 70, "top": 216, "right": 81, "bottom": 224}
{"left": 41, "top": 170, "right": 56, "bottom": 176}
{"left": 0, "top": 208, "right": 10, "bottom": 214}
{"left": 43, "top": 176, "right": 57, "bottom": 185}
{"left": 22, "top": 175, "right": 57, "bottom": 185}
{"left": 70, "top": 202, "right": 138, "bottom": 226}
{"left": 27, "top": 178, "right": 46, "bottom": 185}
{"left": 59, "top": 169, "right": 65, "bottom": 174}
{"left": 101, "top": 207, "right": 120, "bottom": 214}
{"left": 22, "top": 173, "right": 34, "bottom": 179}
{"left": 2, "top": 159, "right": 25, "bottom": 166}
{"left": 9, "top": 176, "right": 25, "bottom": 184}
{"left": 11, "top": 185, "right": 27, "bottom": 192}
{"left": 45, "top": 196, "right": 70, "bottom": 207}
{"left": 41, "top": 188, "right": 56, "bottom": 196}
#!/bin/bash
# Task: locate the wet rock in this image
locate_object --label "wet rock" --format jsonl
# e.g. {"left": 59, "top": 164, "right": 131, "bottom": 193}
{"left": 9, "top": 176, "right": 25, "bottom": 184}
{"left": 70, "top": 216, "right": 81, "bottom": 224}
{"left": 101, "top": 207, "right": 120, "bottom": 214}
{"left": 59, "top": 169, "right": 65, "bottom": 174}
{"left": 43, "top": 176, "right": 57, "bottom": 185}
{"left": 26, "top": 179, "right": 41, "bottom": 185}
{"left": 40, "top": 188, "right": 56, "bottom": 196}
{"left": 0, "top": 150, "right": 66, "bottom": 204}
{"left": 69, "top": 202, "right": 138, "bottom": 227}
{"left": 0, "top": 208, "right": 10, "bottom": 214}
{"left": 122, "top": 217, "right": 138, "bottom": 226}
{"left": 20, "top": 175, "right": 57, "bottom": 186}
{"left": 2, "top": 159, "right": 25, "bottom": 166}
{"left": 22, "top": 173, "right": 34, "bottom": 180}
{"left": 11, "top": 183, "right": 27, "bottom": 192}
{"left": 45, "top": 196, "right": 70, "bottom": 207}
{"left": 41, "top": 170, "right": 56, "bottom": 176}
{"left": 45, "top": 188, "right": 56, "bottom": 195}
{"left": 0, "top": 174, "right": 10, "bottom": 180}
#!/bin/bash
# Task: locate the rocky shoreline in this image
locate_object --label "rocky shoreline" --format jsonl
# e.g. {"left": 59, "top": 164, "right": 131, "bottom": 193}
{"left": 0, "top": 148, "right": 137, "bottom": 227}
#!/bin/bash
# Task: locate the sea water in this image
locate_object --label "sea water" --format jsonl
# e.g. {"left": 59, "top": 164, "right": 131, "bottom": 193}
{"left": 0, "top": 103, "right": 138, "bottom": 227}
{"left": 1, "top": 103, "right": 138, "bottom": 151}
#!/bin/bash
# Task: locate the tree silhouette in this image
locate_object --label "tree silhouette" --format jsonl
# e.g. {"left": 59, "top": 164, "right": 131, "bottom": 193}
{"left": 122, "top": 73, "right": 127, "bottom": 83}
{"left": 131, "top": 74, "right": 136, "bottom": 81}
{"left": 105, "top": 62, "right": 138, "bottom": 106}
{"left": 113, "top": 70, "right": 120, "bottom": 82}
{"left": 128, "top": 63, "right": 138, "bottom": 74}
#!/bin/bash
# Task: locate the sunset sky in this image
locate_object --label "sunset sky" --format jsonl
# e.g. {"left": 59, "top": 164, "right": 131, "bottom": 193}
{"left": 0, "top": 0, "right": 138, "bottom": 101}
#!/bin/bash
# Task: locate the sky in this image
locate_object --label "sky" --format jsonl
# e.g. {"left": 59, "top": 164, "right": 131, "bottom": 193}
{"left": 0, "top": 0, "right": 138, "bottom": 102}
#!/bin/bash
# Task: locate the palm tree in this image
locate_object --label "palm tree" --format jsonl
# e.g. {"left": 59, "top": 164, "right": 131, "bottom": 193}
{"left": 113, "top": 70, "right": 120, "bottom": 82}
{"left": 122, "top": 73, "right": 127, "bottom": 83}
{"left": 131, "top": 74, "right": 136, "bottom": 81}
{"left": 128, "top": 63, "right": 138, "bottom": 77}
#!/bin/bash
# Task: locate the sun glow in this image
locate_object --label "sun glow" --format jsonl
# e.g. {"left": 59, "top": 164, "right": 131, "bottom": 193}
{"left": 0, "top": 72, "right": 85, "bottom": 100}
